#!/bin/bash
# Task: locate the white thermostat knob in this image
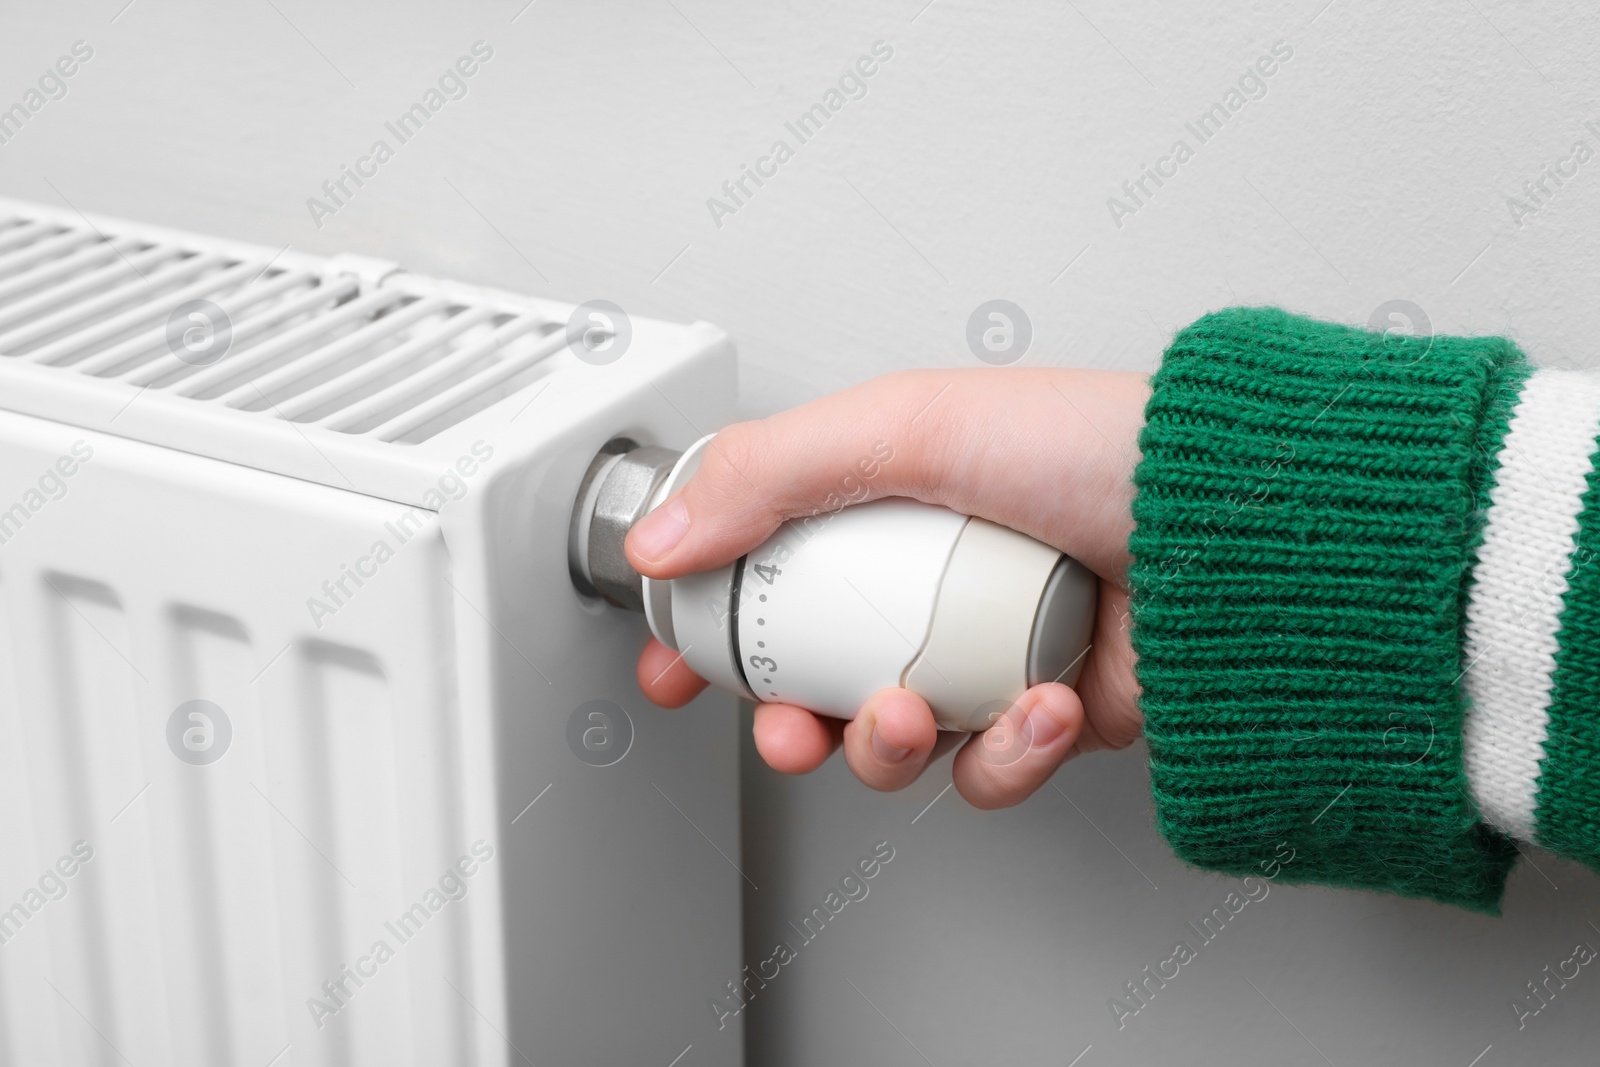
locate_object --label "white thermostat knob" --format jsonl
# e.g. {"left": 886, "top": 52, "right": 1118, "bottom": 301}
{"left": 571, "top": 436, "right": 1097, "bottom": 732}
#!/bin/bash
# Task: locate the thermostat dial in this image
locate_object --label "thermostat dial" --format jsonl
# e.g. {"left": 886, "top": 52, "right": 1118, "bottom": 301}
{"left": 571, "top": 436, "right": 1097, "bottom": 732}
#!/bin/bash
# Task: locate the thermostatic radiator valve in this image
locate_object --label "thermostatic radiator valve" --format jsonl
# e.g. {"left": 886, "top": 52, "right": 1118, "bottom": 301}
{"left": 570, "top": 436, "right": 1097, "bottom": 732}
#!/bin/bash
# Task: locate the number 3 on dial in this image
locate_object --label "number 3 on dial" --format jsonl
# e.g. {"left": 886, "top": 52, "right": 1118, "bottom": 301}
{"left": 749, "top": 654, "right": 777, "bottom": 673}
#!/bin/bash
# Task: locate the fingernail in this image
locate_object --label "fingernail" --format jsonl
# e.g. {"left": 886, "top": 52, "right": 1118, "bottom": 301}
{"left": 1024, "top": 703, "right": 1066, "bottom": 749}
{"left": 871, "top": 727, "right": 911, "bottom": 764}
{"left": 632, "top": 497, "right": 690, "bottom": 561}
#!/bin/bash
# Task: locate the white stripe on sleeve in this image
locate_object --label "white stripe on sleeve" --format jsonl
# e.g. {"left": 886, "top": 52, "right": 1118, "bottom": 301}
{"left": 1463, "top": 368, "right": 1600, "bottom": 840}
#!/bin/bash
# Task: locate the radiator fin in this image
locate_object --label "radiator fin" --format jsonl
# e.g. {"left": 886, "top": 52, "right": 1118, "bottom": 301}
{"left": 38, "top": 576, "right": 159, "bottom": 1066}
{"left": 145, "top": 609, "right": 276, "bottom": 1064}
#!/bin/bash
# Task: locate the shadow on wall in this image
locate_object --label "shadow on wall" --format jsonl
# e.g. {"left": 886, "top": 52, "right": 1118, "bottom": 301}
{"left": 737, "top": 725, "right": 1600, "bottom": 1066}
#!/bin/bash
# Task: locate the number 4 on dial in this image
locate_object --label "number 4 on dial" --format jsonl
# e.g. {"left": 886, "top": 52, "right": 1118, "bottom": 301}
{"left": 752, "top": 563, "right": 782, "bottom": 584}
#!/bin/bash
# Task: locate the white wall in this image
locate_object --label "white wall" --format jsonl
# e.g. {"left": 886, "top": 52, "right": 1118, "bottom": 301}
{"left": 5, "top": 0, "right": 1600, "bottom": 1063}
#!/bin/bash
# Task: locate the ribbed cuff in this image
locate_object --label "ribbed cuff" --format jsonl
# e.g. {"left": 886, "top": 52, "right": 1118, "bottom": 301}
{"left": 1129, "top": 306, "right": 1526, "bottom": 913}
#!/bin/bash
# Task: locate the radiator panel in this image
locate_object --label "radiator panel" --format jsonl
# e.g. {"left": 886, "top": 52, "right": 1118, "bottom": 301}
{"left": 0, "top": 198, "right": 744, "bottom": 1066}
{"left": 0, "top": 412, "right": 482, "bottom": 1067}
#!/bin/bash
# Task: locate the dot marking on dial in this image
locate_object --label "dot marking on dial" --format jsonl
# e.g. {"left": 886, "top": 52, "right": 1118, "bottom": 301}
{"left": 760, "top": 594, "right": 767, "bottom": 602}
{"left": 757, "top": 618, "right": 765, "bottom": 625}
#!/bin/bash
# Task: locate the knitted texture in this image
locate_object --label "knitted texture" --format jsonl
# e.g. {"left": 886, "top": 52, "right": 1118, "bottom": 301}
{"left": 1129, "top": 306, "right": 1523, "bottom": 912}
{"left": 1462, "top": 370, "right": 1600, "bottom": 838}
{"left": 1527, "top": 399, "right": 1600, "bottom": 863}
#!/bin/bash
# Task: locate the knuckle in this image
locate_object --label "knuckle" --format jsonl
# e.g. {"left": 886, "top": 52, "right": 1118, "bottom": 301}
{"left": 708, "top": 417, "right": 765, "bottom": 469}
{"left": 955, "top": 754, "right": 1018, "bottom": 811}
{"left": 698, "top": 421, "right": 766, "bottom": 501}
{"left": 955, "top": 776, "right": 1011, "bottom": 811}
{"left": 845, "top": 751, "right": 899, "bottom": 793}
{"left": 1097, "top": 711, "right": 1143, "bottom": 751}
{"left": 860, "top": 771, "right": 908, "bottom": 794}
{"left": 869, "top": 371, "right": 958, "bottom": 500}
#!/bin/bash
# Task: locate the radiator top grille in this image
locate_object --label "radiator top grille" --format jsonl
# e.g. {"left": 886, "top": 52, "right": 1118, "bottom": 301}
{"left": 0, "top": 198, "right": 724, "bottom": 507}
{"left": 0, "top": 211, "right": 573, "bottom": 445}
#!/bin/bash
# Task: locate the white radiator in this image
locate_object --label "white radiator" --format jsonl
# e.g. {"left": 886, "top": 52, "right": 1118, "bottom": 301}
{"left": 0, "top": 198, "right": 741, "bottom": 1066}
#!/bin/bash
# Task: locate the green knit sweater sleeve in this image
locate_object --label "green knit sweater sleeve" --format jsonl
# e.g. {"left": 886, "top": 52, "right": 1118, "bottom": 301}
{"left": 1128, "top": 306, "right": 1530, "bottom": 912}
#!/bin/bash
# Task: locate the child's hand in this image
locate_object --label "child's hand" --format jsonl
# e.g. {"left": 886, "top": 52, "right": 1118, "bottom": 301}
{"left": 625, "top": 368, "right": 1147, "bottom": 809}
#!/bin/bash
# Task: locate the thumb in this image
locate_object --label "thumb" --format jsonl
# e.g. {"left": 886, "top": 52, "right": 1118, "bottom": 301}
{"left": 623, "top": 367, "right": 1142, "bottom": 581}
